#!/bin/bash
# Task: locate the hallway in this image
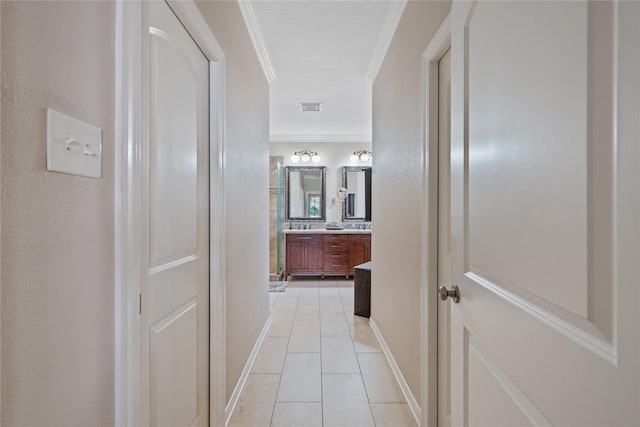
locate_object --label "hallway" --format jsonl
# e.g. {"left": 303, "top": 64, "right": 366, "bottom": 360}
{"left": 229, "top": 279, "right": 417, "bottom": 427}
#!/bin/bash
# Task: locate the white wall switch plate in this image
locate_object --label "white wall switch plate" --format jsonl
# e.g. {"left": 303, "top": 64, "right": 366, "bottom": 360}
{"left": 47, "top": 108, "right": 102, "bottom": 178}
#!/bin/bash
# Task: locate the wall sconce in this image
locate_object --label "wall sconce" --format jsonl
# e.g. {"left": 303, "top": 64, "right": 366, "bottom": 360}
{"left": 350, "top": 150, "right": 372, "bottom": 162}
{"left": 291, "top": 149, "right": 320, "bottom": 163}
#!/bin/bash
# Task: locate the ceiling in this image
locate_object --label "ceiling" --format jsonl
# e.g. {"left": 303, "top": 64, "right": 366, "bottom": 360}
{"left": 243, "top": 1, "right": 406, "bottom": 143}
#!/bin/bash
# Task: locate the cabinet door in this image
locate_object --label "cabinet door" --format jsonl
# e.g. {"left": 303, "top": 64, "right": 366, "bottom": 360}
{"left": 286, "top": 241, "right": 305, "bottom": 270}
{"left": 305, "top": 241, "right": 322, "bottom": 269}
{"left": 365, "top": 240, "right": 371, "bottom": 262}
{"left": 349, "top": 242, "right": 368, "bottom": 271}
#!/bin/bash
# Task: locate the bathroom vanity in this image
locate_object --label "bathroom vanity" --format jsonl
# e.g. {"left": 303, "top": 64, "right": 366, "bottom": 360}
{"left": 283, "top": 229, "right": 371, "bottom": 280}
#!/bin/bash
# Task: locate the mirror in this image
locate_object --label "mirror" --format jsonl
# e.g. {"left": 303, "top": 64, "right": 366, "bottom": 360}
{"left": 342, "top": 166, "right": 372, "bottom": 221}
{"left": 285, "top": 166, "right": 326, "bottom": 221}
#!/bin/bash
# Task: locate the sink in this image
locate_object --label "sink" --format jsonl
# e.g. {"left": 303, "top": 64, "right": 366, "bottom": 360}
{"left": 325, "top": 223, "right": 344, "bottom": 230}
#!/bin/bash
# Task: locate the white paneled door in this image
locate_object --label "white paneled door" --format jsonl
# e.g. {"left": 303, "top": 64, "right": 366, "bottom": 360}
{"left": 141, "top": 2, "right": 209, "bottom": 426}
{"left": 447, "top": 1, "right": 639, "bottom": 426}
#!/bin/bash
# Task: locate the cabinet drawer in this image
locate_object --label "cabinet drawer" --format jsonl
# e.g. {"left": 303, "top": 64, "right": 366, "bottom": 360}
{"left": 349, "top": 234, "right": 371, "bottom": 242}
{"left": 288, "top": 234, "right": 321, "bottom": 243}
{"left": 323, "top": 252, "right": 349, "bottom": 269}
{"left": 323, "top": 242, "right": 349, "bottom": 251}
{"left": 322, "top": 234, "right": 349, "bottom": 243}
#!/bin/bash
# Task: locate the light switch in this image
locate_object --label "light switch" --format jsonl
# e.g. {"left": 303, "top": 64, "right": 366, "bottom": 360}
{"left": 47, "top": 108, "right": 102, "bottom": 178}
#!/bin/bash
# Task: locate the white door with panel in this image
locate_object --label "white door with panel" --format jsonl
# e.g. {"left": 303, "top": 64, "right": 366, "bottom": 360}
{"left": 141, "top": 2, "right": 209, "bottom": 426}
{"left": 447, "top": 1, "right": 639, "bottom": 426}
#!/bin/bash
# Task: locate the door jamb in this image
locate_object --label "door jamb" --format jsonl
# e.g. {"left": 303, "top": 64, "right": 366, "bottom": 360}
{"left": 114, "top": 1, "right": 226, "bottom": 426}
{"left": 420, "top": 13, "right": 451, "bottom": 427}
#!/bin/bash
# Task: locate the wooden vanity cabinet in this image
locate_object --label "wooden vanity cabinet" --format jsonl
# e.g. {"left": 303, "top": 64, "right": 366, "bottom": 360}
{"left": 285, "top": 234, "right": 322, "bottom": 273}
{"left": 349, "top": 234, "right": 371, "bottom": 272}
{"left": 322, "top": 234, "right": 350, "bottom": 274}
{"left": 285, "top": 232, "right": 371, "bottom": 279}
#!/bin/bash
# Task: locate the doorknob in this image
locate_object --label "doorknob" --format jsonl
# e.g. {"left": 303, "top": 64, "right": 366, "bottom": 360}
{"left": 439, "top": 285, "right": 460, "bottom": 303}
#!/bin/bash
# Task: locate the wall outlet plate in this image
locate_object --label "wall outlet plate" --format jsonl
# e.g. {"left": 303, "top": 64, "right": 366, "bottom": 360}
{"left": 47, "top": 108, "right": 102, "bottom": 178}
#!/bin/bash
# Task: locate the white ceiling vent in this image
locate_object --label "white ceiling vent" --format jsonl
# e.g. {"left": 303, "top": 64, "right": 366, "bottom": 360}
{"left": 299, "top": 103, "right": 322, "bottom": 112}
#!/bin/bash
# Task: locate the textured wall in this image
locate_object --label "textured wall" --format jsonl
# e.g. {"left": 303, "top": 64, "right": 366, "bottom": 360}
{"left": 196, "top": 0, "right": 271, "bottom": 403}
{"left": 371, "top": 0, "right": 450, "bottom": 404}
{"left": 1, "top": 2, "right": 115, "bottom": 425}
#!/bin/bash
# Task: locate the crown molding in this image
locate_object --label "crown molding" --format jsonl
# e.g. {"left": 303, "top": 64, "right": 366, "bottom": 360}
{"left": 365, "top": 0, "right": 407, "bottom": 83}
{"left": 270, "top": 134, "right": 372, "bottom": 143}
{"left": 238, "top": 0, "right": 276, "bottom": 83}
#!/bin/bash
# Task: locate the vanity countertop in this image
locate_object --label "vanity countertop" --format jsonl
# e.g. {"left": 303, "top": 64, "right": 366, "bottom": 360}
{"left": 283, "top": 229, "right": 371, "bottom": 235}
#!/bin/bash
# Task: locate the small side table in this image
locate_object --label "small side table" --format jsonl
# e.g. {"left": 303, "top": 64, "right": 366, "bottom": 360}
{"left": 354, "top": 261, "right": 372, "bottom": 318}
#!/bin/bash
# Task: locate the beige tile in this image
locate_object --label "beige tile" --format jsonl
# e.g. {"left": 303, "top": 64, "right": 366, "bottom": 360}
{"left": 228, "top": 374, "right": 280, "bottom": 427}
{"left": 340, "top": 294, "right": 355, "bottom": 306}
{"left": 271, "top": 402, "right": 323, "bottom": 427}
{"left": 344, "top": 313, "right": 370, "bottom": 333}
{"left": 298, "top": 296, "right": 320, "bottom": 305}
{"left": 322, "top": 374, "right": 375, "bottom": 427}
{"left": 320, "top": 298, "right": 344, "bottom": 314}
{"left": 357, "top": 353, "right": 405, "bottom": 403}
{"left": 319, "top": 288, "right": 341, "bottom": 299}
{"left": 339, "top": 288, "right": 354, "bottom": 299}
{"left": 288, "top": 335, "right": 321, "bottom": 353}
{"left": 272, "top": 298, "right": 298, "bottom": 314}
{"left": 277, "top": 353, "right": 321, "bottom": 402}
{"left": 336, "top": 280, "right": 355, "bottom": 288}
{"left": 294, "top": 311, "right": 319, "bottom": 323}
{"left": 342, "top": 304, "right": 355, "bottom": 318}
{"left": 321, "top": 313, "right": 350, "bottom": 337}
{"left": 370, "top": 403, "right": 418, "bottom": 427}
{"left": 291, "top": 319, "right": 320, "bottom": 337}
{"left": 269, "top": 293, "right": 280, "bottom": 312}
{"left": 296, "top": 303, "right": 320, "bottom": 313}
{"left": 351, "top": 324, "right": 381, "bottom": 353}
{"left": 297, "top": 281, "right": 324, "bottom": 289}
{"left": 280, "top": 287, "right": 300, "bottom": 298}
{"left": 321, "top": 337, "right": 360, "bottom": 373}
{"left": 268, "top": 313, "right": 294, "bottom": 337}
{"left": 338, "top": 284, "right": 354, "bottom": 295}
{"left": 252, "top": 337, "right": 289, "bottom": 374}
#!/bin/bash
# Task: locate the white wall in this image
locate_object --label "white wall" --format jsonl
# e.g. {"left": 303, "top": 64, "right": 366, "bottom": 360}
{"left": 1, "top": 2, "right": 115, "bottom": 425}
{"left": 270, "top": 141, "right": 372, "bottom": 223}
{"left": 371, "top": 0, "right": 451, "bottom": 404}
{"left": 196, "top": 0, "right": 271, "bottom": 403}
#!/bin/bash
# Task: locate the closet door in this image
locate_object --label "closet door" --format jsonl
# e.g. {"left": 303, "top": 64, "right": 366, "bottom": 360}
{"left": 140, "top": 2, "right": 210, "bottom": 426}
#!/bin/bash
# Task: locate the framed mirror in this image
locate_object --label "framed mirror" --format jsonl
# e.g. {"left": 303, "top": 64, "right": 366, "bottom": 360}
{"left": 285, "top": 166, "right": 326, "bottom": 221}
{"left": 342, "top": 166, "right": 372, "bottom": 221}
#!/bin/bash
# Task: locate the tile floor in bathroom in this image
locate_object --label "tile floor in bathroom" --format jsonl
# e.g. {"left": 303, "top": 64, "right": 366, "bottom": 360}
{"left": 228, "top": 278, "right": 417, "bottom": 427}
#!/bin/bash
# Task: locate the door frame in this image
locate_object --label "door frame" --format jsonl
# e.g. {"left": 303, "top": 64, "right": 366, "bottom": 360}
{"left": 114, "top": 1, "right": 226, "bottom": 426}
{"left": 420, "top": 13, "right": 451, "bottom": 427}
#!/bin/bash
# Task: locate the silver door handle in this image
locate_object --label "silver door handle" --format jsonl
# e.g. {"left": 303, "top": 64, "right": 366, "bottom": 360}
{"left": 439, "top": 285, "right": 460, "bottom": 303}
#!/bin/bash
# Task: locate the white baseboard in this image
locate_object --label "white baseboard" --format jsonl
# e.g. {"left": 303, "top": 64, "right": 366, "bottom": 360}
{"left": 369, "top": 317, "right": 421, "bottom": 426}
{"left": 224, "top": 315, "right": 272, "bottom": 426}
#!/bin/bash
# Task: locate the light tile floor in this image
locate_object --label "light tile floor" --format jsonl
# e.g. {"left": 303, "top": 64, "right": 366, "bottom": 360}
{"left": 229, "top": 279, "right": 417, "bottom": 427}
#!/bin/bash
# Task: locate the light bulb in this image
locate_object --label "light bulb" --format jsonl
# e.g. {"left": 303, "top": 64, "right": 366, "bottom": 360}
{"left": 301, "top": 153, "right": 311, "bottom": 162}
{"left": 311, "top": 154, "right": 321, "bottom": 163}
{"left": 359, "top": 152, "right": 371, "bottom": 161}
{"left": 291, "top": 154, "right": 301, "bottom": 163}
{"left": 350, "top": 154, "right": 359, "bottom": 162}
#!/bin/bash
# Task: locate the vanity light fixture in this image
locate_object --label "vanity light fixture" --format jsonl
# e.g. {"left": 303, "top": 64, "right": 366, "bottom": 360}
{"left": 291, "top": 149, "right": 320, "bottom": 163}
{"left": 350, "top": 150, "right": 372, "bottom": 162}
